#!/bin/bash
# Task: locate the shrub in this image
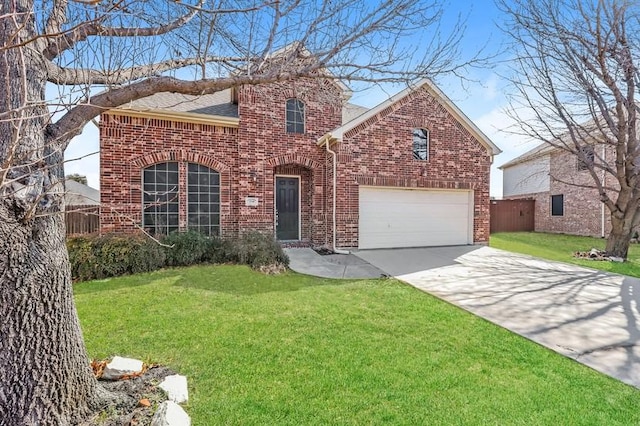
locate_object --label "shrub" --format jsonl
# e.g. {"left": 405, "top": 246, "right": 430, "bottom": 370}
{"left": 68, "top": 230, "right": 289, "bottom": 282}
{"left": 162, "top": 230, "right": 213, "bottom": 267}
{"left": 234, "top": 231, "right": 289, "bottom": 268}
{"left": 67, "top": 236, "right": 96, "bottom": 282}
{"left": 203, "top": 236, "right": 236, "bottom": 264}
{"left": 67, "top": 234, "right": 165, "bottom": 281}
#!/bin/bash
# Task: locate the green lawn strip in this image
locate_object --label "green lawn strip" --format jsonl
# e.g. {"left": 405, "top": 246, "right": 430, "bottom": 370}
{"left": 490, "top": 232, "right": 640, "bottom": 278}
{"left": 76, "top": 265, "right": 640, "bottom": 425}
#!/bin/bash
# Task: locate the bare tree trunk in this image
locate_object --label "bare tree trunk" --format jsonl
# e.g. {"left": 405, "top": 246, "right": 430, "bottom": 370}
{"left": 0, "top": 209, "right": 101, "bottom": 425}
{"left": 0, "top": 1, "right": 109, "bottom": 423}
{"left": 606, "top": 214, "right": 634, "bottom": 259}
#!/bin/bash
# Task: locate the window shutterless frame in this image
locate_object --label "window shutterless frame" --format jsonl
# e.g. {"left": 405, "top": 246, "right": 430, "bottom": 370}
{"left": 142, "top": 162, "right": 179, "bottom": 235}
{"left": 142, "top": 162, "right": 221, "bottom": 236}
{"left": 551, "top": 194, "right": 564, "bottom": 216}
{"left": 412, "top": 128, "right": 429, "bottom": 160}
{"left": 285, "top": 98, "right": 305, "bottom": 134}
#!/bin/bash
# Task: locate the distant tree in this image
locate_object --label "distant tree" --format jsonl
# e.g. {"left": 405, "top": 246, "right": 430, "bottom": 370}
{"left": 66, "top": 174, "right": 88, "bottom": 185}
{"left": 0, "top": 0, "right": 482, "bottom": 424}
{"left": 498, "top": 0, "right": 640, "bottom": 259}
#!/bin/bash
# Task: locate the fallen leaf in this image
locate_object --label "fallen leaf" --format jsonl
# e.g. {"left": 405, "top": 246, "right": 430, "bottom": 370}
{"left": 91, "top": 359, "right": 107, "bottom": 379}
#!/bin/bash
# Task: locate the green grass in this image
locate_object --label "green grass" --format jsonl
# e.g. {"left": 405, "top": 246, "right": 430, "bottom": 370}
{"left": 75, "top": 265, "right": 640, "bottom": 425}
{"left": 491, "top": 232, "right": 640, "bottom": 278}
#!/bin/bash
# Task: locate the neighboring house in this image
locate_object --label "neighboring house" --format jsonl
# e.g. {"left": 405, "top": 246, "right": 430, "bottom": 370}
{"left": 65, "top": 180, "right": 100, "bottom": 235}
{"left": 100, "top": 76, "right": 501, "bottom": 249}
{"left": 65, "top": 179, "right": 100, "bottom": 206}
{"left": 500, "top": 143, "right": 612, "bottom": 237}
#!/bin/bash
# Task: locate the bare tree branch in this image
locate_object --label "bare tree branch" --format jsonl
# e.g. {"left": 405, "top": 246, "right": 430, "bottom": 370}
{"left": 499, "top": 0, "right": 640, "bottom": 257}
{"left": 41, "top": 0, "right": 204, "bottom": 60}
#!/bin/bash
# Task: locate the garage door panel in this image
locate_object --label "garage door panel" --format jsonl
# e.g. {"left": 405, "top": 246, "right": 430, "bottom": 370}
{"left": 359, "top": 187, "right": 472, "bottom": 249}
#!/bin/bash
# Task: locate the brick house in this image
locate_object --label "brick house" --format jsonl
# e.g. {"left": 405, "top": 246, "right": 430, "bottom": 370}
{"left": 500, "top": 143, "right": 613, "bottom": 237}
{"left": 100, "top": 77, "right": 500, "bottom": 249}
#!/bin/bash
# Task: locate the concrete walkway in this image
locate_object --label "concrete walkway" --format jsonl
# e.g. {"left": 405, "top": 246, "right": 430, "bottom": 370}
{"left": 355, "top": 246, "right": 640, "bottom": 389}
{"left": 284, "top": 248, "right": 385, "bottom": 279}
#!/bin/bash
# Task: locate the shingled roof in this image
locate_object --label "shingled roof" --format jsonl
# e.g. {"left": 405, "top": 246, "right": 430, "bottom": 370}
{"left": 117, "top": 87, "right": 368, "bottom": 126}
{"left": 122, "top": 89, "right": 239, "bottom": 118}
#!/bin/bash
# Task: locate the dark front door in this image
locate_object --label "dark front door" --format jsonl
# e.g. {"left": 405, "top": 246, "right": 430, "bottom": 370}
{"left": 276, "top": 177, "right": 299, "bottom": 240}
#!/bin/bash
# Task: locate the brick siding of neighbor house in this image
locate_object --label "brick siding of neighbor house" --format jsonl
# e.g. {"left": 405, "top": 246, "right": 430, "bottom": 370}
{"left": 505, "top": 148, "right": 614, "bottom": 238}
{"left": 541, "top": 149, "right": 613, "bottom": 237}
{"left": 100, "top": 80, "right": 492, "bottom": 247}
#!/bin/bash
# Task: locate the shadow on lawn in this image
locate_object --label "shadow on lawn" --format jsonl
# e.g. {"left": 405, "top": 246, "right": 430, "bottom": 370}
{"left": 173, "top": 267, "right": 357, "bottom": 296}
{"left": 74, "top": 264, "right": 357, "bottom": 296}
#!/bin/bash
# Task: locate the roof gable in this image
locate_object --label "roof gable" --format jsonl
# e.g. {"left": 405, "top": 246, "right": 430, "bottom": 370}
{"left": 318, "top": 78, "right": 501, "bottom": 156}
{"left": 498, "top": 143, "right": 556, "bottom": 170}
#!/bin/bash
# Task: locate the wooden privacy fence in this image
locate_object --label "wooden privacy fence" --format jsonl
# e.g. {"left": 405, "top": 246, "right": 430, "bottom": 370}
{"left": 65, "top": 204, "right": 99, "bottom": 236}
{"left": 490, "top": 199, "right": 535, "bottom": 233}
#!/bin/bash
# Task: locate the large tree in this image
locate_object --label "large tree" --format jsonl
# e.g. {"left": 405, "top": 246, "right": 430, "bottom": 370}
{"left": 0, "top": 0, "right": 479, "bottom": 424}
{"left": 498, "top": 0, "right": 640, "bottom": 258}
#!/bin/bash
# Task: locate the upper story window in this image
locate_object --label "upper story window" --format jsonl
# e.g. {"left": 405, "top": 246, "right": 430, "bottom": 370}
{"left": 412, "top": 128, "right": 429, "bottom": 160}
{"left": 286, "top": 98, "right": 305, "bottom": 134}
{"left": 577, "top": 145, "right": 595, "bottom": 171}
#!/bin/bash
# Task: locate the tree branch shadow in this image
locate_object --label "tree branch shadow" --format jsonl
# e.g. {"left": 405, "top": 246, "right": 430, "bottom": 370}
{"left": 401, "top": 247, "right": 640, "bottom": 386}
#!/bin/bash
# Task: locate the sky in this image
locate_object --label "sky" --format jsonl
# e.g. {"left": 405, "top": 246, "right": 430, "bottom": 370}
{"left": 62, "top": 0, "right": 539, "bottom": 198}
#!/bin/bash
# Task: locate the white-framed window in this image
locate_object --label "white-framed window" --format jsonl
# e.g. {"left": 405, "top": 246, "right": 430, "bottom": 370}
{"left": 142, "top": 162, "right": 220, "bottom": 236}
{"left": 187, "top": 163, "right": 220, "bottom": 236}
{"left": 286, "top": 98, "right": 305, "bottom": 134}
{"left": 412, "top": 128, "right": 429, "bottom": 160}
{"left": 142, "top": 162, "right": 179, "bottom": 235}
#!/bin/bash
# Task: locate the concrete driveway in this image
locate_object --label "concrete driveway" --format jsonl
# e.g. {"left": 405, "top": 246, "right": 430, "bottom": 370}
{"left": 355, "top": 245, "right": 640, "bottom": 389}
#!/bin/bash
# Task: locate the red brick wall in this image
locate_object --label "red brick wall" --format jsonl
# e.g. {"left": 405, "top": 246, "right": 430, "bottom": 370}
{"left": 100, "top": 114, "right": 238, "bottom": 236}
{"left": 235, "top": 79, "right": 343, "bottom": 244}
{"left": 336, "top": 88, "right": 492, "bottom": 246}
{"left": 100, "top": 81, "right": 493, "bottom": 247}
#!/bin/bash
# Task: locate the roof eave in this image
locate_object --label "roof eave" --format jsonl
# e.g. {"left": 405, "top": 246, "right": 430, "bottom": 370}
{"left": 106, "top": 107, "right": 240, "bottom": 127}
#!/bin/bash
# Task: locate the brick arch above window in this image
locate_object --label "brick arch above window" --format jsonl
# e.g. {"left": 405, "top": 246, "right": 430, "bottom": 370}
{"left": 133, "top": 150, "right": 230, "bottom": 172}
{"left": 266, "top": 153, "right": 322, "bottom": 170}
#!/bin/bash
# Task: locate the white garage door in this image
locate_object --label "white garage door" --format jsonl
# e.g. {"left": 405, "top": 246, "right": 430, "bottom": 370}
{"left": 358, "top": 187, "right": 472, "bottom": 249}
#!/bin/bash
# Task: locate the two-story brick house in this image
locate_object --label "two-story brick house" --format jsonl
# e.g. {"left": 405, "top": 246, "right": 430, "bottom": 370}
{"left": 500, "top": 143, "right": 614, "bottom": 237}
{"left": 100, "top": 76, "right": 500, "bottom": 249}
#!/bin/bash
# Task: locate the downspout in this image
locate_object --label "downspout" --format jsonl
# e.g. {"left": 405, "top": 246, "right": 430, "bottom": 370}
{"left": 325, "top": 139, "right": 350, "bottom": 255}
{"left": 601, "top": 144, "right": 606, "bottom": 238}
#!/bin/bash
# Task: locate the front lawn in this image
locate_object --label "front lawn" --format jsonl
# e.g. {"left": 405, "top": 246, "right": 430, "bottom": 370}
{"left": 75, "top": 265, "right": 640, "bottom": 424}
{"left": 491, "top": 232, "right": 640, "bottom": 278}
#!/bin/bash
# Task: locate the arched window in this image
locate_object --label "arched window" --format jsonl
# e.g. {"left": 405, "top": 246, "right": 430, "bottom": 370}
{"left": 142, "top": 162, "right": 179, "bottom": 235}
{"left": 142, "top": 162, "right": 220, "bottom": 236}
{"left": 412, "top": 128, "right": 429, "bottom": 160}
{"left": 286, "top": 98, "right": 305, "bottom": 134}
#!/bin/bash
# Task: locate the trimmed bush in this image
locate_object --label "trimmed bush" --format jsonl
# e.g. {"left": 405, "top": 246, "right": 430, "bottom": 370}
{"left": 68, "top": 231, "right": 289, "bottom": 282}
{"left": 67, "top": 234, "right": 165, "bottom": 281}
{"left": 235, "top": 231, "right": 289, "bottom": 268}
{"left": 162, "top": 230, "right": 212, "bottom": 267}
